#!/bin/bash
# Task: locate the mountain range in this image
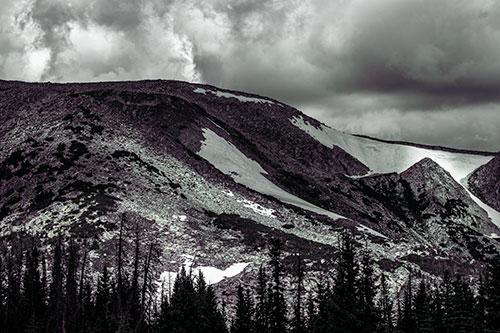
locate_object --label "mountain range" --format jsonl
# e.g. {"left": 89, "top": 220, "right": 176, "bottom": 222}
{"left": 0, "top": 79, "right": 499, "bottom": 298}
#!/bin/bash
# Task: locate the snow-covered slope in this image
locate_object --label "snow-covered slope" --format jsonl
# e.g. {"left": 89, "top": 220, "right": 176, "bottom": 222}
{"left": 197, "top": 128, "right": 345, "bottom": 221}
{"left": 291, "top": 115, "right": 499, "bottom": 227}
{"left": 1, "top": 79, "right": 498, "bottom": 301}
{"left": 291, "top": 116, "right": 493, "bottom": 181}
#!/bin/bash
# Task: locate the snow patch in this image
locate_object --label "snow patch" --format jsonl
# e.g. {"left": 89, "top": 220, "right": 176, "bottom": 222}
{"left": 356, "top": 224, "right": 388, "bottom": 239}
{"left": 461, "top": 180, "right": 500, "bottom": 229}
{"left": 198, "top": 128, "right": 345, "bottom": 220}
{"left": 291, "top": 116, "right": 499, "bottom": 226}
{"left": 237, "top": 199, "right": 275, "bottom": 218}
{"left": 173, "top": 214, "right": 187, "bottom": 222}
{"left": 291, "top": 116, "right": 493, "bottom": 182}
{"left": 194, "top": 87, "right": 274, "bottom": 104}
{"left": 159, "top": 255, "right": 250, "bottom": 286}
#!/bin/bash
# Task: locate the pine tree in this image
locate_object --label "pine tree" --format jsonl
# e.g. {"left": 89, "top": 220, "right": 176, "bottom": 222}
{"left": 440, "top": 271, "right": 454, "bottom": 332}
{"left": 332, "top": 232, "right": 360, "bottom": 332}
{"left": 305, "top": 292, "right": 316, "bottom": 332}
{"left": 291, "top": 255, "right": 305, "bottom": 333}
{"left": 397, "top": 273, "right": 415, "bottom": 333}
{"left": 129, "top": 224, "right": 142, "bottom": 330}
{"left": 47, "top": 237, "right": 64, "bottom": 332}
{"left": 313, "top": 283, "right": 337, "bottom": 333}
{"left": 22, "top": 240, "right": 45, "bottom": 331}
{"left": 255, "top": 265, "right": 270, "bottom": 333}
{"left": 232, "top": 285, "right": 255, "bottom": 333}
{"left": 5, "top": 244, "right": 23, "bottom": 332}
{"left": 201, "top": 284, "right": 228, "bottom": 333}
{"left": 430, "top": 286, "right": 445, "bottom": 333}
{"left": 268, "top": 239, "right": 287, "bottom": 333}
{"left": 450, "top": 278, "right": 474, "bottom": 333}
{"left": 484, "top": 259, "right": 500, "bottom": 331}
{"left": 413, "top": 280, "right": 432, "bottom": 333}
{"left": 378, "top": 273, "right": 393, "bottom": 333}
{"left": 94, "top": 266, "right": 115, "bottom": 332}
{"left": 475, "top": 275, "right": 486, "bottom": 333}
{"left": 65, "top": 239, "right": 79, "bottom": 332}
{"left": 358, "top": 251, "right": 378, "bottom": 332}
{"left": 0, "top": 255, "right": 4, "bottom": 331}
{"left": 168, "top": 266, "right": 200, "bottom": 332}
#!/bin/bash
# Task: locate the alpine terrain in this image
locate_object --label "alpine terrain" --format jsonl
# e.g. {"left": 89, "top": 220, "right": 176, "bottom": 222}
{"left": 0, "top": 79, "right": 499, "bottom": 315}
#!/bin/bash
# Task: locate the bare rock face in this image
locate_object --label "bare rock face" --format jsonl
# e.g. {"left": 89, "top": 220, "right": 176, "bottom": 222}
{"left": 0, "top": 79, "right": 499, "bottom": 294}
{"left": 469, "top": 153, "right": 500, "bottom": 211}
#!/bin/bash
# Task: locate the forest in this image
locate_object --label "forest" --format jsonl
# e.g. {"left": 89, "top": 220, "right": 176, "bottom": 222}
{"left": 1, "top": 231, "right": 500, "bottom": 333}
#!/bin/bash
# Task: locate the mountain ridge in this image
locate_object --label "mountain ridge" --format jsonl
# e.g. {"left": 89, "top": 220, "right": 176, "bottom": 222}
{"left": 1, "top": 79, "right": 499, "bottom": 297}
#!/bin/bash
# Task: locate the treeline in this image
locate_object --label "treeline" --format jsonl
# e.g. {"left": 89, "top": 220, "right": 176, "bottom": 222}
{"left": 229, "top": 236, "right": 500, "bottom": 333}
{"left": 1, "top": 232, "right": 500, "bottom": 332}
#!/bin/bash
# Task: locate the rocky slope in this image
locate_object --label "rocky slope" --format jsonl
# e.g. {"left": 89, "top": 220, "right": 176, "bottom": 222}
{"left": 0, "top": 79, "right": 499, "bottom": 298}
{"left": 468, "top": 153, "right": 500, "bottom": 211}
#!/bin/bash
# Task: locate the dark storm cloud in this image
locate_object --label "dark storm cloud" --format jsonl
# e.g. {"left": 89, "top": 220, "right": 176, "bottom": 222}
{"left": 0, "top": 0, "right": 499, "bottom": 150}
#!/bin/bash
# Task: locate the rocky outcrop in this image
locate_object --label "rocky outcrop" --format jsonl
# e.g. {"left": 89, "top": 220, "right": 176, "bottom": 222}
{"left": 469, "top": 153, "right": 500, "bottom": 211}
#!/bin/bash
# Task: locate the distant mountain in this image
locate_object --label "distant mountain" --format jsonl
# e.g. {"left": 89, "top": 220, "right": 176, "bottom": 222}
{"left": 468, "top": 153, "right": 500, "bottom": 211}
{"left": 0, "top": 79, "right": 499, "bottom": 296}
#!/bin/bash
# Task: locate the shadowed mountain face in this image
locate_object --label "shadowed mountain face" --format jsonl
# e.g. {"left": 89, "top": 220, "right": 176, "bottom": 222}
{"left": 469, "top": 153, "right": 500, "bottom": 211}
{"left": 0, "top": 79, "right": 499, "bottom": 293}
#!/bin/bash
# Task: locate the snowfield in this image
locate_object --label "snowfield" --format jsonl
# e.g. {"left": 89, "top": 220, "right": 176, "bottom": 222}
{"left": 291, "top": 116, "right": 492, "bottom": 181}
{"left": 194, "top": 88, "right": 274, "bottom": 104}
{"left": 291, "top": 115, "right": 500, "bottom": 227}
{"left": 159, "top": 255, "right": 251, "bottom": 286}
{"left": 198, "top": 128, "right": 346, "bottom": 221}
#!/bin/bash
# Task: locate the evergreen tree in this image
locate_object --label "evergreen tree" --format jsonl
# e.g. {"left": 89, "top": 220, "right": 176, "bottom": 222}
{"left": 65, "top": 239, "right": 79, "bottom": 332}
{"left": 332, "top": 232, "right": 360, "bottom": 332}
{"left": 291, "top": 255, "right": 305, "bottom": 333}
{"left": 268, "top": 239, "right": 287, "bottom": 333}
{"left": 450, "top": 278, "right": 474, "bottom": 333}
{"left": 22, "top": 240, "right": 45, "bottom": 331}
{"left": 475, "top": 275, "right": 486, "bottom": 333}
{"left": 305, "top": 292, "right": 316, "bottom": 332}
{"left": 313, "top": 283, "right": 337, "bottom": 333}
{"left": 430, "top": 286, "right": 445, "bottom": 333}
{"left": 47, "top": 237, "right": 64, "bottom": 332}
{"left": 231, "top": 285, "right": 255, "bottom": 333}
{"left": 5, "top": 245, "right": 23, "bottom": 332}
{"left": 397, "top": 273, "right": 415, "bottom": 333}
{"left": 413, "top": 280, "right": 432, "bottom": 333}
{"left": 440, "top": 271, "right": 454, "bottom": 332}
{"left": 129, "top": 225, "right": 142, "bottom": 330}
{"left": 484, "top": 259, "right": 500, "bottom": 331}
{"left": 378, "top": 273, "right": 393, "bottom": 333}
{"left": 0, "top": 255, "right": 4, "bottom": 330}
{"left": 94, "top": 266, "right": 115, "bottom": 332}
{"left": 358, "top": 251, "right": 378, "bottom": 333}
{"left": 166, "top": 266, "right": 200, "bottom": 332}
{"left": 200, "top": 284, "right": 228, "bottom": 333}
{"left": 255, "top": 265, "right": 270, "bottom": 333}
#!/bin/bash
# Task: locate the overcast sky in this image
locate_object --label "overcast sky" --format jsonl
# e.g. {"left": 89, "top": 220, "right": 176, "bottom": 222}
{"left": 1, "top": 0, "right": 499, "bottom": 151}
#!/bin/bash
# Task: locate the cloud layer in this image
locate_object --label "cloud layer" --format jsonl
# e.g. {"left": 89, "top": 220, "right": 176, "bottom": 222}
{"left": 1, "top": 0, "right": 499, "bottom": 151}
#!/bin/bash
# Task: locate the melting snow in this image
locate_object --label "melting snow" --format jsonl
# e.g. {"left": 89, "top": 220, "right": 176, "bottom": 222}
{"left": 194, "top": 87, "right": 274, "bottom": 104}
{"left": 159, "top": 255, "right": 250, "bottom": 286}
{"left": 461, "top": 180, "right": 500, "bottom": 229}
{"left": 291, "top": 116, "right": 493, "bottom": 182}
{"left": 291, "top": 116, "right": 500, "bottom": 228}
{"left": 197, "top": 128, "right": 345, "bottom": 220}
{"left": 237, "top": 199, "right": 275, "bottom": 218}
{"left": 356, "top": 224, "right": 388, "bottom": 239}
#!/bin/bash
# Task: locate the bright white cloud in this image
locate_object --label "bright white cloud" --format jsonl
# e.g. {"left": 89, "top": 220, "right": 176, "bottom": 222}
{"left": 0, "top": 0, "right": 499, "bottom": 150}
